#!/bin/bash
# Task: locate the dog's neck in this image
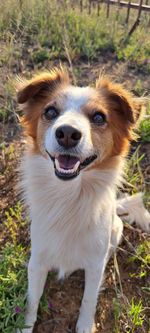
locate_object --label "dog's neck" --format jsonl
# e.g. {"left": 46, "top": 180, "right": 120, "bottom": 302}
{"left": 21, "top": 151, "right": 124, "bottom": 201}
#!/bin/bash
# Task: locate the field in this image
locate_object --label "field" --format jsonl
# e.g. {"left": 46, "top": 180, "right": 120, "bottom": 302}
{"left": 0, "top": 1, "right": 150, "bottom": 332}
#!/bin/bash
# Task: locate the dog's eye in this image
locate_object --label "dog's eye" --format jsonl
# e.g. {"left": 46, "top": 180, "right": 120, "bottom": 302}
{"left": 44, "top": 106, "right": 59, "bottom": 120}
{"left": 92, "top": 112, "right": 106, "bottom": 125}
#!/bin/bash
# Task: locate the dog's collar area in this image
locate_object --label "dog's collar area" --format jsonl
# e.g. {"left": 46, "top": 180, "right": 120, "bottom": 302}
{"left": 46, "top": 150, "right": 97, "bottom": 180}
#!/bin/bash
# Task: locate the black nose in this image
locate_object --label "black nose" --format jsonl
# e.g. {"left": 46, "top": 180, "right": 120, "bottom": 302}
{"left": 55, "top": 125, "right": 82, "bottom": 149}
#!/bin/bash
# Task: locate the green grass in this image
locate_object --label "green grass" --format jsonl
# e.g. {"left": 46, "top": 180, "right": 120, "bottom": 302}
{"left": 0, "top": 243, "right": 27, "bottom": 333}
{"left": 125, "top": 146, "right": 145, "bottom": 193}
{"left": 0, "top": 0, "right": 150, "bottom": 66}
{"left": 140, "top": 119, "right": 150, "bottom": 143}
{"left": 0, "top": 203, "right": 28, "bottom": 332}
{"left": 129, "top": 240, "right": 150, "bottom": 278}
{"left": 113, "top": 296, "right": 147, "bottom": 333}
{"left": 128, "top": 298, "right": 145, "bottom": 330}
{"left": 139, "top": 104, "right": 150, "bottom": 143}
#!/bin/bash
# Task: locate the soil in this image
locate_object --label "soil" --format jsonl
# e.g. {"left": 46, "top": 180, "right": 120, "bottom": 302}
{"left": 0, "top": 55, "right": 150, "bottom": 333}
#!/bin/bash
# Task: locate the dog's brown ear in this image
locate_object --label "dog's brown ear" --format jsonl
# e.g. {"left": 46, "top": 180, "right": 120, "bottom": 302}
{"left": 16, "top": 67, "right": 69, "bottom": 104}
{"left": 96, "top": 78, "right": 145, "bottom": 125}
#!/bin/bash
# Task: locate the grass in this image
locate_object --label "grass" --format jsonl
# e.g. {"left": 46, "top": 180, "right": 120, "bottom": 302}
{"left": 0, "top": 243, "right": 27, "bottom": 333}
{"left": 128, "top": 298, "right": 145, "bottom": 330}
{"left": 129, "top": 240, "right": 150, "bottom": 278}
{"left": 0, "top": 0, "right": 150, "bottom": 66}
{"left": 112, "top": 236, "right": 150, "bottom": 333}
{"left": 0, "top": 203, "right": 28, "bottom": 332}
{"left": 125, "top": 146, "right": 145, "bottom": 193}
{"left": 113, "top": 297, "right": 146, "bottom": 333}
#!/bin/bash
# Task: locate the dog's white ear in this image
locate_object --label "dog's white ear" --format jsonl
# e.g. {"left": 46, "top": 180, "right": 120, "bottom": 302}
{"left": 96, "top": 77, "right": 146, "bottom": 125}
{"left": 16, "top": 67, "right": 69, "bottom": 104}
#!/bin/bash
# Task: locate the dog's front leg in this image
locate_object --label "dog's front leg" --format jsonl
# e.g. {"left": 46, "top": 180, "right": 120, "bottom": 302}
{"left": 76, "top": 259, "right": 107, "bottom": 333}
{"left": 19, "top": 256, "right": 48, "bottom": 333}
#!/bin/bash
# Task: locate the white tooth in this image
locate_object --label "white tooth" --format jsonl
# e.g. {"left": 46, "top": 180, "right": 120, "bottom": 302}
{"left": 74, "top": 161, "right": 80, "bottom": 172}
{"left": 55, "top": 158, "right": 60, "bottom": 170}
{"left": 55, "top": 158, "right": 80, "bottom": 175}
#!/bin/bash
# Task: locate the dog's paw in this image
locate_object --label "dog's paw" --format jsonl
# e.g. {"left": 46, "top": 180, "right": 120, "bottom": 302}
{"left": 15, "top": 326, "right": 33, "bottom": 333}
{"left": 76, "top": 316, "right": 96, "bottom": 333}
{"left": 16, "top": 326, "right": 33, "bottom": 333}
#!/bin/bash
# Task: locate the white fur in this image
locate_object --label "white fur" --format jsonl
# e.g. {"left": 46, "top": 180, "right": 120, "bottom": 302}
{"left": 45, "top": 110, "right": 94, "bottom": 160}
{"left": 117, "top": 193, "right": 150, "bottom": 232}
{"left": 17, "top": 84, "right": 150, "bottom": 333}
{"left": 62, "top": 85, "right": 94, "bottom": 111}
{"left": 44, "top": 85, "right": 95, "bottom": 161}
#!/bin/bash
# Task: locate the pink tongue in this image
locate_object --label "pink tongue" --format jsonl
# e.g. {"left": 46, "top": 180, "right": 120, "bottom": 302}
{"left": 57, "top": 155, "right": 80, "bottom": 170}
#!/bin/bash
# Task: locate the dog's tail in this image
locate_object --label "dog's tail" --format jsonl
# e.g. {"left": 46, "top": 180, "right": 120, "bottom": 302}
{"left": 117, "top": 192, "right": 150, "bottom": 232}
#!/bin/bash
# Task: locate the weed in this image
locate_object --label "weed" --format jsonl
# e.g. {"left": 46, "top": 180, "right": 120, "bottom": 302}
{"left": 0, "top": 203, "right": 28, "bottom": 332}
{"left": 129, "top": 240, "right": 150, "bottom": 278}
{"left": 139, "top": 103, "right": 150, "bottom": 143}
{"left": 125, "top": 146, "right": 145, "bottom": 193}
{"left": 140, "top": 119, "right": 150, "bottom": 143}
{"left": 128, "top": 298, "right": 145, "bottom": 331}
{"left": 112, "top": 295, "right": 148, "bottom": 333}
{"left": 0, "top": 243, "right": 28, "bottom": 333}
{"left": 0, "top": 143, "right": 17, "bottom": 175}
{"left": 32, "top": 48, "right": 50, "bottom": 64}
{"left": 3, "top": 202, "right": 29, "bottom": 246}
{"left": 113, "top": 298, "right": 121, "bottom": 333}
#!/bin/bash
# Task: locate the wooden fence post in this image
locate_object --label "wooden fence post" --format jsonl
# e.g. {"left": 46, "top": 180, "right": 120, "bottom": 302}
{"left": 89, "top": 0, "right": 92, "bottom": 14}
{"left": 138, "top": 0, "right": 143, "bottom": 18}
{"left": 97, "top": 0, "right": 100, "bottom": 15}
{"left": 116, "top": 0, "right": 121, "bottom": 20}
{"left": 107, "top": 0, "right": 110, "bottom": 17}
{"left": 126, "top": 0, "right": 131, "bottom": 23}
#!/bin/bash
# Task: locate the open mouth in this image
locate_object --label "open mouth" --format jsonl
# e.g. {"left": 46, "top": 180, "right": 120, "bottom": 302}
{"left": 46, "top": 151, "right": 97, "bottom": 180}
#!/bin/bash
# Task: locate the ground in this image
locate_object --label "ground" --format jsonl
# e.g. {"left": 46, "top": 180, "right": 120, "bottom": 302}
{"left": 0, "top": 55, "right": 150, "bottom": 333}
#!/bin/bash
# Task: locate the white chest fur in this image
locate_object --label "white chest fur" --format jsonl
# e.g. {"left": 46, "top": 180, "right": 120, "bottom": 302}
{"left": 20, "top": 154, "right": 119, "bottom": 276}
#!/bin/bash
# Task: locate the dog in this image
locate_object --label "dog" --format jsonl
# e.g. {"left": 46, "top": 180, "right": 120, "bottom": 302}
{"left": 16, "top": 67, "right": 150, "bottom": 333}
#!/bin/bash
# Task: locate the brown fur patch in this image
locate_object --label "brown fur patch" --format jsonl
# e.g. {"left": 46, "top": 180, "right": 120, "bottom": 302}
{"left": 17, "top": 67, "right": 69, "bottom": 104}
{"left": 17, "top": 67, "right": 69, "bottom": 152}
{"left": 95, "top": 77, "right": 145, "bottom": 156}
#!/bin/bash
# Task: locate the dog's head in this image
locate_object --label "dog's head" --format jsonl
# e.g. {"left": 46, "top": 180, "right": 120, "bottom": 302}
{"left": 17, "top": 67, "right": 144, "bottom": 181}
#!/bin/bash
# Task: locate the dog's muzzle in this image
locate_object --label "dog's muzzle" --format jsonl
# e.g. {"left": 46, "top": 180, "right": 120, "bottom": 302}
{"left": 46, "top": 152, "right": 97, "bottom": 180}
{"left": 46, "top": 124, "right": 97, "bottom": 180}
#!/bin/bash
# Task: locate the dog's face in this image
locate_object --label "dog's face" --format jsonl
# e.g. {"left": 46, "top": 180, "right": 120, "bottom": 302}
{"left": 17, "top": 68, "right": 143, "bottom": 181}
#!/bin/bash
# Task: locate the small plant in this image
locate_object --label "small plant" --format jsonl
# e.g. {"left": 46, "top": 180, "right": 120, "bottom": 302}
{"left": 129, "top": 240, "right": 150, "bottom": 279}
{"left": 1, "top": 202, "right": 29, "bottom": 247}
{"left": 113, "top": 298, "right": 121, "bottom": 333}
{"left": 0, "top": 243, "right": 28, "bottom": 333}
{"left": 139, "top": 103, "right": 150, "bottom": 143}
{"left": 0, "top": 203, "right": 29, "bottom": 332}
{"left": 128, "top": 298, "right": 145, "bottom": 331}
{"left": 140, "top": 118, "right": 150, "bottom": 143}
{"left": 125, "top": 146, "right": 145, "bottom": 193}
{"left": 32, "top": 48, "right": 50, "bottom": 64}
